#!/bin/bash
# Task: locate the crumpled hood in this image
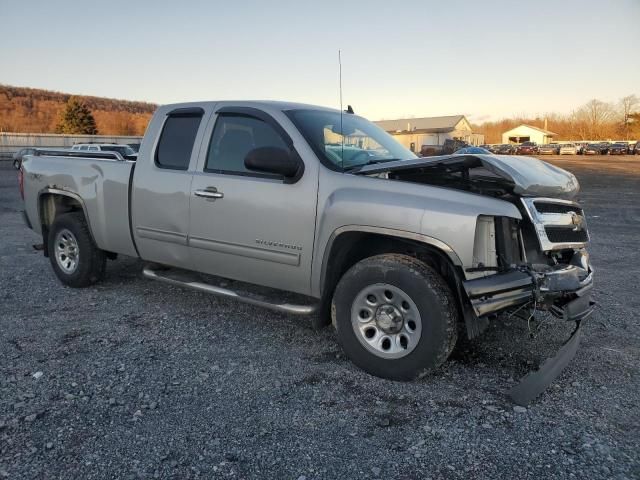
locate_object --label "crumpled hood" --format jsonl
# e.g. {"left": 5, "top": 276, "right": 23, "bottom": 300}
{"left": 356, "top": 154, "right": 580, "bottom": 199}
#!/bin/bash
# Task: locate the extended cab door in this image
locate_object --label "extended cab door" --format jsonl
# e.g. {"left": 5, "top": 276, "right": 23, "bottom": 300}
{"left": 188, "top": 106, "right": 318, "bottom": 296}
{"left": 131, "top": 105, "right": 210, "bottom": 267}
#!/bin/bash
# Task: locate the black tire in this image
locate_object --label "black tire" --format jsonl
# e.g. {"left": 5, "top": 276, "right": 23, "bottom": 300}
{"left": 48, "top": 212, "right": 106, "bottom": 287}
{"left": 332, "top": 254, "right": 458, "bottom": 380}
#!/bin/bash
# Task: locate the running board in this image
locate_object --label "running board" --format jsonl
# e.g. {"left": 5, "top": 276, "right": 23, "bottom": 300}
{"left": 142, "top": 265, "right": 318, "bottom": 316}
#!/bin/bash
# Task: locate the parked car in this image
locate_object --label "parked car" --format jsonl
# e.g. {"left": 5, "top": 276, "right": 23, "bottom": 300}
{"left": 583, "top": 143, "right": 604, "bottom": 155}
{"left": 19, "top": 100, "right": 594, "bottom": 404}
{"left": 12, "top": 147, "right": 37, "bottom": 170}
{"left": 538, "top": 144, "right": 560, "bottom": 155}
{"left": 597, "top": 142, "right": 610, "bottom": 155}
{"left": 484, "top": 144, "right": 501, "bottom": 154}
{"left": 419, "top": 139, "right": 468, "bottom": 157}
{"left": 574, "top": 142, "right": 587, "bottom": 155}
{"left": 454, "top": 146, "right": 492, "bottom": 155}
{"left": 516, "top": 141, "right": 539, "bottom": 154}
{"left": 495, "top": 144, "right": 517, "bottom": 155}
{"left": 71, "top": 143, "right": 137, "bottom": 158}
{"left": 609, "top": 143, "right": 629, "bottom": 155}
{"left": 559, "top": 144, "right": 578, "bottom": 155}
{"left": 633, "top": 142, "right": 640, "bottom": 154}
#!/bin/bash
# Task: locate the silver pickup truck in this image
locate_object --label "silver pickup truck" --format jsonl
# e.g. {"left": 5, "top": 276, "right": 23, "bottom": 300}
{"left": 19, "top": 101, "right": 594, "bottom": 403}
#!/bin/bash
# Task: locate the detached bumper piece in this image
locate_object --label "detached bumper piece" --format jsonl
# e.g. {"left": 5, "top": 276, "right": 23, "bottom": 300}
{"left": 462, "top": 261, "right": 595, "bottom": 405}
{"left": 509, "top": 322, "right": 582, "bottom": 406}
{"left": 22, "top": 210, "right": 32, "bottom": 229}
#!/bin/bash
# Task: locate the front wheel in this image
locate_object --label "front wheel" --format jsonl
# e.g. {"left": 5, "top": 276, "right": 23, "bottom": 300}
{"left": 48, "top": 212, "right": 106, "bottom": 287}
{"left": 332, "top": 254, "right": 458, "bottom": 380}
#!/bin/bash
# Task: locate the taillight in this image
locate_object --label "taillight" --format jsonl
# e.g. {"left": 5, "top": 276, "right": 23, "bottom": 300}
{"left": 18, "top": 167, "right": 24, "bottom": 200}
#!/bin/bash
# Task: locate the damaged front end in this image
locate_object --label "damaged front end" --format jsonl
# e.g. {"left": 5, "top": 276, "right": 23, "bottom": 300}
{"left": 464, "top": 199, "right": 594, "bottom": 325}
{"left": 462, "top": 197, "right": 594, "bottom": 404}
{"left": 356, "top": 154, "right": 594, "bottom": 404}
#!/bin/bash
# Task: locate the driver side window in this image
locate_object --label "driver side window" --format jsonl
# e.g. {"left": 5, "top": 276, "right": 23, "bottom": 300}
{"left": 205, "top": 114, "right": 288, "bottom": 175}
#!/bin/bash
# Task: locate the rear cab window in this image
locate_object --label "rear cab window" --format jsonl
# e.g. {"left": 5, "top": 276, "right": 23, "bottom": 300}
{"left": 155, "top": 109, "right": 204, "bottom": 170}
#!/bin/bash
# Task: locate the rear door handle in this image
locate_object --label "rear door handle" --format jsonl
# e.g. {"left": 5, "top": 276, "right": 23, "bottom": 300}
{"left": 194, "top": 187, "right": 224, "bottom": 199}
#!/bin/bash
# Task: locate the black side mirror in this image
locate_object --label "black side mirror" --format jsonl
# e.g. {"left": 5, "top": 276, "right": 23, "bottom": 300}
{"left": 244, "top": 147, "right": 303, "bottom": 180}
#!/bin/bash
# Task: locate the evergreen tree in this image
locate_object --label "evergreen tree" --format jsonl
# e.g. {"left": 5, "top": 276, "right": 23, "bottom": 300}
{"left": 55, "top": 97, "right": 98, "bottom": 134}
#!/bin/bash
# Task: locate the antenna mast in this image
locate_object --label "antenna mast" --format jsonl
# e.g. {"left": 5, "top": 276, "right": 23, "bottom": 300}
{"left": 339, "top": 50, "right": 344, "bottom": 170}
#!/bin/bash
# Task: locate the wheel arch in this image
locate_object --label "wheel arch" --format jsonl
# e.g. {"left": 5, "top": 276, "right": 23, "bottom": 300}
{"left": 317, "top": 226, "right": 481, "bottom": 339}
{"left": 38, "top": 188, "right": 94, "bottom": 257}
{"left": 318, "top": 226, "right": 463, "bottom": 299}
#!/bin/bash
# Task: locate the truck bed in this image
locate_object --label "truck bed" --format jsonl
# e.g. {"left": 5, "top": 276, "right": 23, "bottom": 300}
{"left": 22, "top": 153, "right": 138, "bottom": 257}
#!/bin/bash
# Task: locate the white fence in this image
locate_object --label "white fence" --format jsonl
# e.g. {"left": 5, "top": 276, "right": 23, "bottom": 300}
{"left": 0, "top": 132, "right": 143, "bottom": 159}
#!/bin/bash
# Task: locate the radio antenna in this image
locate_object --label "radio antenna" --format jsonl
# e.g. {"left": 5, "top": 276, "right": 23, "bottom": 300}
{"left": 339, "top": 49, "right": 344, "bottom": 170}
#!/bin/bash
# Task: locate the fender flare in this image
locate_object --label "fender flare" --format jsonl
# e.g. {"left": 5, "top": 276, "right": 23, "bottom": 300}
{"left": 316, "top": 225, "right": 463, "bottom": 297}
{"left": 37, "top": 187, "right": 96, "bottom": 243}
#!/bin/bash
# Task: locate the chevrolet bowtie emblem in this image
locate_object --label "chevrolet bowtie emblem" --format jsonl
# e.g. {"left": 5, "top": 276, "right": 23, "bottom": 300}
{"left": 569, "top": 211, "right": 585, "bottom": 231}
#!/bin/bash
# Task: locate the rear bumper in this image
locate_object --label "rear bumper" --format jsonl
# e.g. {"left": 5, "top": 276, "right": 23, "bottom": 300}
{"left": 462, "top": 261, "right": 595, "bottom": 321}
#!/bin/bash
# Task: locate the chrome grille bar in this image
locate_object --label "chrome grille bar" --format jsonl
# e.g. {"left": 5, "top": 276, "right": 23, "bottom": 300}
{"left": 521, "top": 197, "right": 590, "bottom": 251}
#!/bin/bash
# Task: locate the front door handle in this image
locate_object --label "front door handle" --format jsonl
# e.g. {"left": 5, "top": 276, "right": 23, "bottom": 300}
{"left": 194, "top": 187, "right": 224, "bottom": 199}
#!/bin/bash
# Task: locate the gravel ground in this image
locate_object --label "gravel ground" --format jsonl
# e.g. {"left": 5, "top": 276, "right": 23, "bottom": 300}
{"left": 1, "top": 156, "right": 639, "bottom": 479}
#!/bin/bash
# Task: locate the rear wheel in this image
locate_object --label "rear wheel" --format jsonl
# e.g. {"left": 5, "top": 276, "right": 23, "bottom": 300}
{"left": 332, "top": 254, "right": 458, "bottom": 380}
{"left": 48, "top": 212, "right": 106, "bottom": 287}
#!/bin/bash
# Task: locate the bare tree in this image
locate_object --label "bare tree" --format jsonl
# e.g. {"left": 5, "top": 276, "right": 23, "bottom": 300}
{"left": 619, "top": 95, "right": 639, "bottom": 140}
{"left": 573, "top": 99, "right": 615, "bottom": 140}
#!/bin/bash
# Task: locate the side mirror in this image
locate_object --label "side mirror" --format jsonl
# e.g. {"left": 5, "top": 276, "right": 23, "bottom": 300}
{"left": 244, "top": 147, "right": 302, "bottom": 180}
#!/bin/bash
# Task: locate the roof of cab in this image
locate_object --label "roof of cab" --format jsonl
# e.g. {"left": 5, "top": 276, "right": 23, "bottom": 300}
{"left": 159, "top": 100, "right": 341, "bottom": 114}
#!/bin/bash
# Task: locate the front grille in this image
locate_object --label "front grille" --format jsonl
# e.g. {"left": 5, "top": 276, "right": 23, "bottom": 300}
{"left": 522, "top": 198, "right": 590, "bottom": 250}
{"left": 545, "top": 226, "right": 589, "bottom": 243}
{"left": 534, "top": 202, "right": 584, "bottom": 215}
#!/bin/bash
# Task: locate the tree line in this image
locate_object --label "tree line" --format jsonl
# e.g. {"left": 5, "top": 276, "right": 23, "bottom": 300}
{"left": 474, "top": 95, "right": 640, "bottom": 144}
{"left": 0, "top": 85, "right": 156, "bottom": 136}
{"left": 2, "top": 84, "right": 638, "bottom": 141}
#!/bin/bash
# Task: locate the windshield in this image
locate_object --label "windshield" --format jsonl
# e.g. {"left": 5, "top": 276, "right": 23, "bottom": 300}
{"left": 285, "top": 109, "right": 417, "bottom": 170}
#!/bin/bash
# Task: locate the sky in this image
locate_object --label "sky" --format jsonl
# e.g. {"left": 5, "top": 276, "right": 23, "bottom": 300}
{"left": 1, "top": 0, "right": 639, "bottom": 122}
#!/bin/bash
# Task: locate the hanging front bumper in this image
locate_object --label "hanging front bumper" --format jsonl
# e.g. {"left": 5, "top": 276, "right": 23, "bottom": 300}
{"left": 461, "top": 258, "right": 595, "bottom": 405}
{"left": 462, "top": 262, "right": 595, "bottom": 322}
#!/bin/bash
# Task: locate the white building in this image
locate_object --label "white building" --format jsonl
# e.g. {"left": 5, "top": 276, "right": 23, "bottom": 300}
{"left": 375, "top": 115, "right": 485, "bottom": 152}
{"left": 501, "top": 124, "right": 557, "bottom": 145}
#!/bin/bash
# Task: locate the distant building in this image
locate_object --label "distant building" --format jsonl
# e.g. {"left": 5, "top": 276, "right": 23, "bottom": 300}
{"left": 501, "top": 124, "right": 557, "bottom": 145}
{"left": 375, "top": 115, "right": 485, "bottom": 152}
